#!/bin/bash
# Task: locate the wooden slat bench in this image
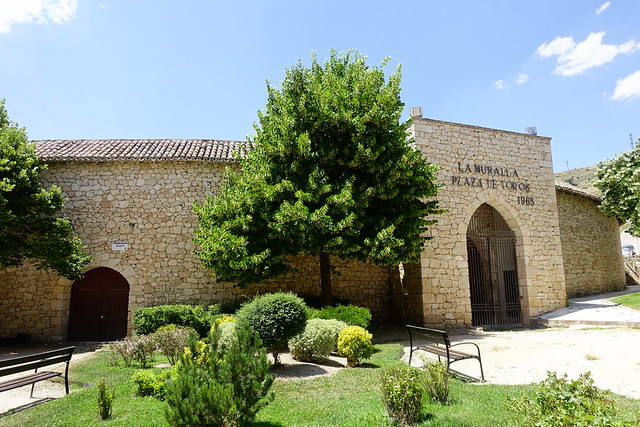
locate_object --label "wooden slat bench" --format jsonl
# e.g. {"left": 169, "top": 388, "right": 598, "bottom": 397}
{"left": 406, "top": 325, "right": 484, "bottom": 382}
{"left": 0, "top": 346, "right": 75, "bottom": 398}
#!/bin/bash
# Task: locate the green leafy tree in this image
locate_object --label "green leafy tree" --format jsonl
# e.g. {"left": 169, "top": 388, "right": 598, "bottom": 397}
{"left": 595, "top": 138, "right": 640, "bottom": 236}
{"left": 194, "top": 50, "right": 441, "bottom": 304}
{"left": 0, "top": 99, "right": 90, "bottom": 279}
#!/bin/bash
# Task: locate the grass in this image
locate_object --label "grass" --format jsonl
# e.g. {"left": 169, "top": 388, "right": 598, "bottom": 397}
{"left": 1, "top": 342, "right": 639, "bottom": 426}
{"left": 611, "top": 292, "right": 640, "bottom": 311}
{"left": 0, "top": 350, "right": 168, "bottom": 426}
{"left": 554, "top": 165, "right": 600, "bottom": 195}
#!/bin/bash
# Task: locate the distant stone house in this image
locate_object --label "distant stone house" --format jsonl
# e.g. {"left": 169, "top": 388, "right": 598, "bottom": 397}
{"left": 0, "top": 116, "right": 625, "bottom": 341}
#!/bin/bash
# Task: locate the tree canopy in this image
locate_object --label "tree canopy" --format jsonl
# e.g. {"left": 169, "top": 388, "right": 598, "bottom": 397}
{"left": 0, "top": 99, "right": 90, "bottom": 279}
{"left": 194, "top": 50, "right": 441, "bottom": 303}
{"left": 595, "top": 139, "right": 640, "bottom": 236}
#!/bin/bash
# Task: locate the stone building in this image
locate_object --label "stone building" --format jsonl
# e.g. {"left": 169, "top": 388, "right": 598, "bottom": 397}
{"left": 0, "top": 116, "right": 626, "bottom": 341}
{"left": 555, "top": 181, "right": 625, "bottom": 297}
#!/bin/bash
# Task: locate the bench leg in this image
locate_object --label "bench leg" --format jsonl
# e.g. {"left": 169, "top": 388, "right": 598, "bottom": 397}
{"left": 30, "top": 382, "right": 36, "bottom": 398}
{"left": 477, "top": 357, "right": 485, "bottom": 382}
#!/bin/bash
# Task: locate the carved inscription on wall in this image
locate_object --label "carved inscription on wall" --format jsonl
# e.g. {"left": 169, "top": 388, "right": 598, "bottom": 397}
{"left": 451, "top": 162, "right": 534, "bottom": 206}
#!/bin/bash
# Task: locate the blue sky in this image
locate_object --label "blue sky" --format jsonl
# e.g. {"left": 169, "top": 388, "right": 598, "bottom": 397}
{"left": 1, "top": 1, "right": 639, "bottom": 172}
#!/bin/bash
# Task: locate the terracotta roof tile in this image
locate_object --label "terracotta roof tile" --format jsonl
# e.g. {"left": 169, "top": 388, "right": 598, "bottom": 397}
{"left": 554, "top": 180, "right": 601, "bottom": 202}
{"left": 33, "top": 139, "right": 248, "bottom": 162}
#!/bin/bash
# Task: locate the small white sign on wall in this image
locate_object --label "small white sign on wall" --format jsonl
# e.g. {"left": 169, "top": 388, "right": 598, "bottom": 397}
{"left": 112, "top": 240, "right": 129, "bottom": 251}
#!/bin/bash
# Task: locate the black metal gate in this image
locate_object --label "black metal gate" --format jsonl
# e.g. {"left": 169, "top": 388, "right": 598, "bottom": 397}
{"left": 467, "top": 204, "right": 522, "bottom": 327}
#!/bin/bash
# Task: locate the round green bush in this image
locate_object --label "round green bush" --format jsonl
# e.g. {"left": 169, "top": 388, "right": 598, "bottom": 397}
{"left": 337, "top": 325, "right": 374, "bottom": 367}
{"left": 288, "top": 318, "right": 347, "bottom": 362}
{"left": 309, "top": 304, "right": 372, "bottom": 329}
{"left": 235, "top": 292, "right": 307, "bottom": 364}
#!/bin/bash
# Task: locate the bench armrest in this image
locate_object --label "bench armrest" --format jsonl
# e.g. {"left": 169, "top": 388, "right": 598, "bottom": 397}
{"left": 449, "top": 341, "right": 481, "bottom": 356}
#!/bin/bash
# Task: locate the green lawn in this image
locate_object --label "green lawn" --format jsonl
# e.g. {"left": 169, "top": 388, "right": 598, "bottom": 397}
{"left": 1, "top": 342, "right": 639, "bottom": 426}
{"left": 611, "top": 292, "right": 640, "bottom": 311}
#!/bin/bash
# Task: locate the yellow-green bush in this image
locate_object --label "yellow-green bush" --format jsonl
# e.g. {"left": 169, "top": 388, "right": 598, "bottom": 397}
{"left": 337, "top": 325, "right": 373, "bottom": 367}
{"left": 131, "top": 369, "right": 174, "bottom": 399}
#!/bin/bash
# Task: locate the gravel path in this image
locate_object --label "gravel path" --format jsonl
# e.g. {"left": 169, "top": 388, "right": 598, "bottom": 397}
{"left": 405, "top": 326, "right": 640, "bottom": 399}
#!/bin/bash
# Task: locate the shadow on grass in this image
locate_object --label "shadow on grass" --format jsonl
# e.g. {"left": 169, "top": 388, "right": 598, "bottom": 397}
{"left": 357, "top": 362, "right": 381, "bottom": 369}
{"left": 420, "top": 413, "right": 435, "bottom": 422}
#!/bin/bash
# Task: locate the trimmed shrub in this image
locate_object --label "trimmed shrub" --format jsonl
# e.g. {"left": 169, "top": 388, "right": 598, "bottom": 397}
{"left": 235, "top": 292, "right": 307, "bottom": 365}
{"left": 380, "top": 366, "right": 427, "bottom": 426}
{"left": 302, "top": 295, "right": 351, "bottom": 309}
{"left": 337, "top": 325, "right": 374, "bottom": 367}
{"left": 152, "top": 326, "right": 196, "bottom": 365}
{"left": 109, "top": 334, "right": 156, "bottom": 368}
{"left": 288, "top": 318, "right": 347, "bottom": 362}
{"left": 219, "top": 299, "right": 245, "bottom": 314}
{"left": 131, "top": 369, "right": 174, "bottom": 399}
{"left": 310, "top": 304, "right": 372, "bottom": 329}
{"left": 214, "top": 319, "right": 237, "bottom": 350}
{"left": 509, "top": 371, "right": 638, "bottom": 426}
{"left": 424, "top": 361, "right": 449, "bottom": 404}
{"left": 132, "top": 304, "right": 222, "bottom": 337}
{"left": 164, "top": 323, "right": 274, "bottom": 426}
{"left": 306, "top": 306, "right": 320, "bottom": 321}
{"left": 323, "top": 319, "right": 348, "bottom": 351}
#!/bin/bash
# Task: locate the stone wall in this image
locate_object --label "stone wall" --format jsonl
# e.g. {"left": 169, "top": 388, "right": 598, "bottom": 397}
{"left": 2, "top": 119, "right": 624, "bottom": 340}
{"left": 0, "top": 161, "right": 393, "bottom": 341}
{"left": 556, "top": 188, "right": 625, "bottom": 297}
{"left": 408, "top": 118, "right": 567, "bottom": 327}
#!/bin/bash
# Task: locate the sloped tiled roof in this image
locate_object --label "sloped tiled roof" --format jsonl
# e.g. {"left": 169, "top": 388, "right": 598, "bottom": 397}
{"left": 554, "top": 180, "right": 601, "bottom": 202}
{"left": 33, "top": 139, "right": 248, "bottom": 162}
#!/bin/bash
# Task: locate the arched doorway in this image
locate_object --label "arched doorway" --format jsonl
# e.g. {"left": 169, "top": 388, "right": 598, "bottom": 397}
{"left": 67, "top": 267, "right": 130, "bottom": 341}
{"left": 466, "top": 204, "right": 522, "bottom": 327}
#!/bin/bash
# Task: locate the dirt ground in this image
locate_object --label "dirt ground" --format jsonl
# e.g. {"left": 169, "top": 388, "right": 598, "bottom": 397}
{"left": 2, "top": 325, "right": 640, "bottom": 417}
{"left": 416, "top": 326, "right": 640, "bottom": 399}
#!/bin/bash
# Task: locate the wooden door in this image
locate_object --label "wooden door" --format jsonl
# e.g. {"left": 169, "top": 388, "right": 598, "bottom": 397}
{"left": 67, "top": 267, "right": 130, "bottom": 341}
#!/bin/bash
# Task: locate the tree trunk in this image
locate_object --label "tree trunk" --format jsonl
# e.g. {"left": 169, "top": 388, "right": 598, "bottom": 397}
{"left": 319, "top": 252, "right": 334, "bottom": 306}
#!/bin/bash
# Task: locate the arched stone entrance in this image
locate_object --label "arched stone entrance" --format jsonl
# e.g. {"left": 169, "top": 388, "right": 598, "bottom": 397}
{"left": 466, "top": 203, "right": 522, "bottom": 327}
{"left": 67, "top": 267, "right": 130, "bottom": 341}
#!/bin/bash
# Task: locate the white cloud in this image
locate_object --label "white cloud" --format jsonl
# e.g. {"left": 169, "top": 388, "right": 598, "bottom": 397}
{"left": 536, "top": 32, "right": 640, "bottom": 76}
{"left": 537, "top": 36, "right": 575, "bottom": 57}
{"left": 516, "top": 73, "right": 529, "bottom": 84}
{"left": 596, "top": 1, "right": 611, "bottom": 16}
{"left": 0, "top": 0, "right": 78, "bottom": 33}
{"left": 494, "top": 80, "right": 505, "bottom": 90}
{"left": 612, "top": 70, "right": 640, "bottom": 101}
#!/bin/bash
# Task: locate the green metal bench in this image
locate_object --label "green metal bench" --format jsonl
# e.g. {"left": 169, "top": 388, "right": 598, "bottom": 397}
{"left": 0, "top": 346, "right": 75, "bottom": 397}
{"left": 406, "top": 325, "right": 484, "bottom": 381}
